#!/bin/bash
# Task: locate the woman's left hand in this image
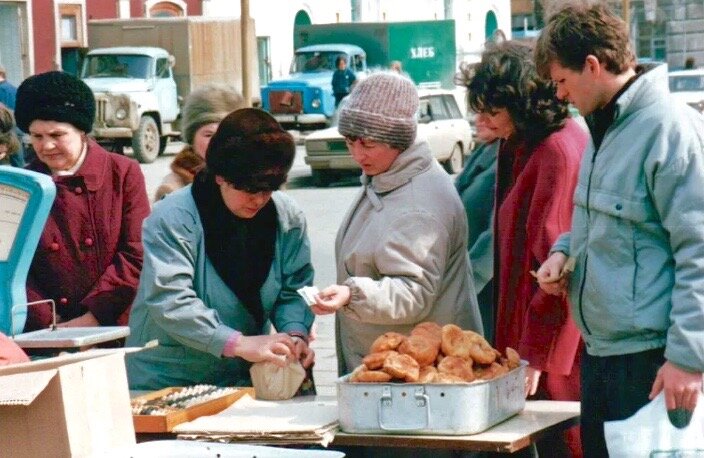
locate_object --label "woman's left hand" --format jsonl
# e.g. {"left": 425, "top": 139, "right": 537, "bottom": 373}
{"left": 56, "top": 311, "right": 99, "bottom": 328}
{"left": 291, "top": 336, "right": 315, "bottom": 368}
{"left": 525, "top": 366, "right": 542, "bottom": 397}
{"left": 310, "top": 285, "right": 350, "bottom": 315}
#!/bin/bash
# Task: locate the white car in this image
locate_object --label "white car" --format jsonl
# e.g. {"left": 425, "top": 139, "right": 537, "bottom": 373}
{"left": 304, "top": 89, "right": 474, "bottom": 186}
{"left": 669, "top": 69, "right": 704, "bottom": 113}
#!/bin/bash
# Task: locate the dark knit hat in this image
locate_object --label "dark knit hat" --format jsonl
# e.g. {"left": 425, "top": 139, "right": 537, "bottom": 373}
{"left": 15, "top": 71, "right": 95, "bottom": 133}
{"left": 338, "top": 72, "right": 418, "bottom": 151}
{"left": 182, "top": 83, "right": 244, "bottom": 145}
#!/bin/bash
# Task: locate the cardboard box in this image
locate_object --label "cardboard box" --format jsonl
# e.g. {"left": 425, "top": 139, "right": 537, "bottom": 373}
{"left": 0, "top": 349, "right": 136, "bottom": 458}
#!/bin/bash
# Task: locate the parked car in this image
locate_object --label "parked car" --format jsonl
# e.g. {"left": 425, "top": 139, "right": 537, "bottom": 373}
{"left": 669, "top": 68, "right": 704, "bottom": 113}
{"left": 304, "top": 88, "right": 473, "bottom": 186}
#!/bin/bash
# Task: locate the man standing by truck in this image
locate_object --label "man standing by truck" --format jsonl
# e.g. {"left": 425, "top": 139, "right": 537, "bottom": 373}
{"left": 331, "top": 56, "right": 356, "bottom": 108}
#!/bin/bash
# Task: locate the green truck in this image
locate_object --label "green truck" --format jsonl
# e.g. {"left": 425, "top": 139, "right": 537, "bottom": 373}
{"left": 260, "top": 20, "right": 456, "bottom": 129}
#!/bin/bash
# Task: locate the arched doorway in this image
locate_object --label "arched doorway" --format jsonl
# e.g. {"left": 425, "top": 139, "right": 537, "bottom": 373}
{"left": 485, "top": 11, "right": 498, "bottom": 40}
{"left": 147, "top": 0, "right": 186, "bottom": 17}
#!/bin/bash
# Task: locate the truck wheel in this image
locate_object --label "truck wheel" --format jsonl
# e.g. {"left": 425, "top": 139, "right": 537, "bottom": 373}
{"left": 132, "top": 116, "right": 160, "bottom": 164}
{"left": 443, "top": 143, "right": 464, "bottom": 174}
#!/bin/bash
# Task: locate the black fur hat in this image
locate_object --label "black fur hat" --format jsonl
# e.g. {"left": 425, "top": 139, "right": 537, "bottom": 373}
{"left": 15, "top": 71, "right": 95, "bottom": 133}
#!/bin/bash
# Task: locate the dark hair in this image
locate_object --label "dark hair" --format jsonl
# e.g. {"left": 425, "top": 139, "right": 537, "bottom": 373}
{"left": 206, "top": 108, "right": 295, "bottom": 191}
{"left": 534, "top": 2, "right": 635, "bottom": 79}
{"left": 0, "top": 104, "right": 20, "bottom": 156}
{"left": 336, "top": 55, "right": 347, "bottom": 67}
{"left": 457, "top": 41, "right": 569, "bottom": 148}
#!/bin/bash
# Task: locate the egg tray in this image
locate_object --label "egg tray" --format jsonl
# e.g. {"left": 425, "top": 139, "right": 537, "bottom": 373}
{"left": 131, "top": 385, "right": 255, "bottom": 433}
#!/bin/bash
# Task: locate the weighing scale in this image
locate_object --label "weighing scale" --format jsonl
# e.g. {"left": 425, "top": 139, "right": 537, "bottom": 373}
{"left": 0, "top": 165, "right": 129, "bottom": 348}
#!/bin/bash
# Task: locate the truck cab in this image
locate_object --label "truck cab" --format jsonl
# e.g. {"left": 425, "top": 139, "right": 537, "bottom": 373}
{"left": 260, "top": 44, "right": 366, "bottom": 129}
{"left": 81, "top": 46, "right": 179, "bottom": 163}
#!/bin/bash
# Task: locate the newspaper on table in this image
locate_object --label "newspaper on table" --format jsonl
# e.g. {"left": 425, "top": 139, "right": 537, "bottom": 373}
{"left": 173, "top": 394, "right": 339, "bottom": 446}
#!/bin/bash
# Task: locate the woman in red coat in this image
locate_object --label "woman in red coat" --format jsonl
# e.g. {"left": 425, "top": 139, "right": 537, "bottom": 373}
{"left": 14, "top": 71, "right": 150, "bottom": 331}
{"left": 459, "top": 42, "right": 587, "bottom": 457}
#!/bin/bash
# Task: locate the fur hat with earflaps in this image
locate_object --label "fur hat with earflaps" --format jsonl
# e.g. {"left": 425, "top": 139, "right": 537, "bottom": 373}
{"left": 181, "top": 83, "right": 245, "bottom": 146}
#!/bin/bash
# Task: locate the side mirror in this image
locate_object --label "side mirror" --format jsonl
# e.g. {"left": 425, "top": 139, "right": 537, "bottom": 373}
{"left": 419, "top": 113, "right": 432, "bottom": 124}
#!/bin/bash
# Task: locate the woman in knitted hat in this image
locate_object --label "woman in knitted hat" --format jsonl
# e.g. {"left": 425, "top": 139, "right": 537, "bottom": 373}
{"left": 154, "top": 83, "right": 244, "bottom": 201}
{"left": 0, "top": 103, "right": 21, "bottom": 165}
{"left": 309, "top": 72, "right": 483, "bottom": 375}
{"left": 126, "top": 108, "right": 315, "bottom": 390}
{"left": 15, "top": 71, "right": 150, "bottom": 331}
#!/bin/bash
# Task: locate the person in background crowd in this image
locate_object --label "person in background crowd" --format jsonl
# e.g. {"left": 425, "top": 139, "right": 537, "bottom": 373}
{"left": 331, "top": 55, "right": 356, "bottom": 108}
{"left": 310, "top": 72, "right": 483, "bottom": 376}
{"left": 454, "top": 111, "right": 499, "bottom": 344}
{"left": 154, "top": 83, "right": 245, "bottom": 201}
{"left": 460, "top": 41, "right": 587, "bottom": 457}
{"left": 0, "top": 104, "right": 21, "bottom": 166}
{"left": 126, "top": 108, "right": 315, "bottom": 389}
{"left": 14, "top": 71, "right": 150, "bottom": 331}
{"left": 534, "top": 3, "right": 704, "bottom": 456}
{"left": 0, "top": 64, "right": 16, "bottom": 110}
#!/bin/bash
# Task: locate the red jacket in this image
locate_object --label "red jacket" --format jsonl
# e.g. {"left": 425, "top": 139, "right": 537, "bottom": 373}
{"left": 494, "top": 118, "right": 587, "bottom": 375}
{"left": 24, "top": 141, "right": 150, "bottom": 330}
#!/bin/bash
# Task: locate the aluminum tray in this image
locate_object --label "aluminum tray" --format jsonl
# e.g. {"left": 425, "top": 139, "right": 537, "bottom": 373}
{"left": 337, "top": 361, "right": 527, "bottom": 435}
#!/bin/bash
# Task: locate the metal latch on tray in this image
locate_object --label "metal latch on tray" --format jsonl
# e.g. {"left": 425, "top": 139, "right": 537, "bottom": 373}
{"left": 378, "top": 385, "right": 430, "bottom": 431}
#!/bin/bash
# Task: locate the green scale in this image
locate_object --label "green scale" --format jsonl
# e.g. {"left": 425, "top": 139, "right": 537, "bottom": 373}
{"left": 0, "top": 165, "right": 129, "bottom": 349}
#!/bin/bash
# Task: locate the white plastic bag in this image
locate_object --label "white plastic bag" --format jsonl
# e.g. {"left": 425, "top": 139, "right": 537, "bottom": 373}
{"left": 604, "top": 392, "right": 704, "bottom": 457}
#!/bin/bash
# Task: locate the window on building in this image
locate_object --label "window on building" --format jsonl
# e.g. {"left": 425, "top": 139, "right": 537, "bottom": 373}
{"left": 59, "top": 4, "right": 84, "bottom": 48}
{"left": 149, "top": 1, "right": 185, "bottom": 17}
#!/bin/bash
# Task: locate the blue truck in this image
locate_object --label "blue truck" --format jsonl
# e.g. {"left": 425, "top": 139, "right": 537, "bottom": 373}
{"left": 261, "top": 20, "right": 456, "bottom": 130}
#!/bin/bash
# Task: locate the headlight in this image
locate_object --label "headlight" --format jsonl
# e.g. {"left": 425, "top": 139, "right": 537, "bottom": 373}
{"left": 115, "top": 108, "right": 127, "bottom": 120}
{"left": 311, "top": 98, "right": 321, "bottom": 109}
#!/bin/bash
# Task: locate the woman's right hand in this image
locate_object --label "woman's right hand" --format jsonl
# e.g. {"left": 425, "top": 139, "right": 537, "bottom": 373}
{"left": 310, "top": 284, "right": 350, "bottom": 315}
{"left": 233, "top": 333, "right": 296, "bottom": 367}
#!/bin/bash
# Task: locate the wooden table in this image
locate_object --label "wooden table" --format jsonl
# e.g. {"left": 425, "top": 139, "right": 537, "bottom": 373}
{"left": 331, "top": 400, "right": 580, "bottom": 453}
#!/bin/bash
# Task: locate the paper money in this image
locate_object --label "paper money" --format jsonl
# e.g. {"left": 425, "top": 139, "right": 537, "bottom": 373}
{"left": 297, "top": 286, "right": 320, "bottom": 306}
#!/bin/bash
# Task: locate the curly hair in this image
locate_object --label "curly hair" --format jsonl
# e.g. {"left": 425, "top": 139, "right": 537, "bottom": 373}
{"left": 534, "top": 2, "right": 635, "bottom": 79}
{"left": 0, "top": 104, "right": 20, "bottom": 157}
{"left": 457, "top": 41, "right": 569, "bottom": 149}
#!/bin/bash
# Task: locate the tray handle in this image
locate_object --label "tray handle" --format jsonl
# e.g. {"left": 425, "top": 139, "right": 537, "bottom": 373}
{"left": 378, "top": 386, "right": 430, "bottom": 431}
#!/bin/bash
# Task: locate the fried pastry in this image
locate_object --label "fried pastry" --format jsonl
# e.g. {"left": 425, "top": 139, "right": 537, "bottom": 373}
{"left": 383, "top": 353, "right": 420, "bottom": 382}
{"left": 398, "top": 334, "right": 440, "bottom": 367}
{"left": 418, "top": 365, "right": 438, "bottom": 383}
{"left": 464, "top": 330, "right": 497, "bottom": 365}
{"left": 350, "top": 365, "right": 393, "bottom": 383}
{"left": 435, "top": 373, "right": 467, "bottom": 384}
{"left": 370, "top": 332, "right": 407, "bottom": 353}
{"left": 362, "top": 350, "right": 398, "bottom": 370}
{"left": 410, "top": 321, "right": 443, "bottom": 344}
{"left": 440, "top": 324, "right": 473, "bottom": 358}
{"left": 474, "top": 362, "right": 509, "bottom": 380}
{"left": 437, "top": 355, "right": 475, "bottom": 382}
{"left": 505, "top": 347, "right": 521, "bottom": 369}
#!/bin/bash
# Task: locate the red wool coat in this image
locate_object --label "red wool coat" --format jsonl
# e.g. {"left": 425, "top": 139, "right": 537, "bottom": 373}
{"left": 494, "top": 118, "right": 587, "bottom": 376}
{"left": 24, "top": 141, "right": 150, "bottom": 330}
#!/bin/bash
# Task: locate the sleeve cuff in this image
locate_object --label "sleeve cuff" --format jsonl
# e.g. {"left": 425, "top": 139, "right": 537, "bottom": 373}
{"left": 207, "top": 324, "right": 236, "bottom": 358}
{"left": 222, "top": 330, "right": 242, "bottom": 358}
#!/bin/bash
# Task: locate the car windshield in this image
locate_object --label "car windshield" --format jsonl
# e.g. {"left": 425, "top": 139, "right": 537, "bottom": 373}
{"left": 81, "top": 54, "right": 152, "bottom": 79}
{"left": 669, "top": 74, "right": 704, "bottom": 92}
{"left": 291, "top": 51, "right": 340, "bottom": 73}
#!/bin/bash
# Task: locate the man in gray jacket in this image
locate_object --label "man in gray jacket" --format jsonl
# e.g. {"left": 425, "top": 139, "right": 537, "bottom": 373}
{"left": 534, "top": 3, "right": 704, "bottom": 456}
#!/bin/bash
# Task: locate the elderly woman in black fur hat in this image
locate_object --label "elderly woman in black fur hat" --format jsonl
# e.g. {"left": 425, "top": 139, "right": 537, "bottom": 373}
{"left": 126, "top": 108, "right": 315, "bottom": 390}
{"left": 15, "top": 71, "right": 150, "bottom": 331}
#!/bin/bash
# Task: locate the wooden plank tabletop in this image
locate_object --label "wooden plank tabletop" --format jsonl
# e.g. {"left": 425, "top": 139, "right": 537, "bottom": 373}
{"left": 331, "top": 400, "right": 580, "bottom": 453}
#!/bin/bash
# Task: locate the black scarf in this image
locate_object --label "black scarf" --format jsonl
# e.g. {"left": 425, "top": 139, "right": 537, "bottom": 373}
{"left": 191, "top": 171, "right": 277, "bottom": 329}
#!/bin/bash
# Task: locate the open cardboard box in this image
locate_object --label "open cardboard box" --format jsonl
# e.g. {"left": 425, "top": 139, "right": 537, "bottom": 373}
{"left": 0, "top": 348, "right": 140, "bottom": 458}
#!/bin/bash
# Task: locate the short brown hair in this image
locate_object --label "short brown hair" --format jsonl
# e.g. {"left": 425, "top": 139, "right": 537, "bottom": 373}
{"left": 534, "top": 2, "right": 635, "bottom": 79}
{"left": 0, "top": 104, "right": 20, "bottom": 156}
{"left": 457, "top": 41, "right": 569, "bottom": 148}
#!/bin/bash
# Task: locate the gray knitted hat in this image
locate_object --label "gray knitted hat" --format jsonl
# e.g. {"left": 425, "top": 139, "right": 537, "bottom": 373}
{"left": 338, "top": 72, "right": 418, "bottom": 151}
{"left": 182, "top": 83, "right": 244, "bottom": 145}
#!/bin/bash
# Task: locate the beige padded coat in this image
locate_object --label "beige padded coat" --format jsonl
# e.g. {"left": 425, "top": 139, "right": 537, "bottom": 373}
{"left": 335, "top": 141, "right": 482, "bottom": 375}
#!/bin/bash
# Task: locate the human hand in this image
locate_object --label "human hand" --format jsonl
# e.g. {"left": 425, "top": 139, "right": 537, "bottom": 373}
{"left": 291, "top": 336, "right": 315, "bottom": 368}
{"left": 56, "top": 311, "right": 99, "bottom": 328}
{"left": 310, "top": 285, "right": 350, "bottom": 315}
{"left": 525, "top": 366, "right": 542, "bottom": 397}
{"left": 649, "top": 361, "right": 703, "bottom": 418}
{"left": 534, "top": 252, "right": 569, "bottom": 296}
{"left": 234, "top": 333, "right": 295, "bottom": 367}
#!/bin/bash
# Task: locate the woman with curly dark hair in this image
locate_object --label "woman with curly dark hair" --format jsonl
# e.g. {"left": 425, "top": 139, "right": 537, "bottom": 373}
{"left": 458, "top": 41, "right": 587, "bottom": 457}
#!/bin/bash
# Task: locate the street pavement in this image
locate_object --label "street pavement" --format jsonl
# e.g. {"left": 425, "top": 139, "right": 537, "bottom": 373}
{"left": 137, "top": 140, "right": 358, "bottom": 396}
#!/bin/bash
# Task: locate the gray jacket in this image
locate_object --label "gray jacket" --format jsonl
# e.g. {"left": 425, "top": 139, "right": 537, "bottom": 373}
{"left": 335, "top": 141, "right": 482, "bottom": 374}
{"left": 126, "top": 187, "right": 315, "bottom": 389}
{"left": 552, "top": 64, "right": 704, "bottom": 372}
